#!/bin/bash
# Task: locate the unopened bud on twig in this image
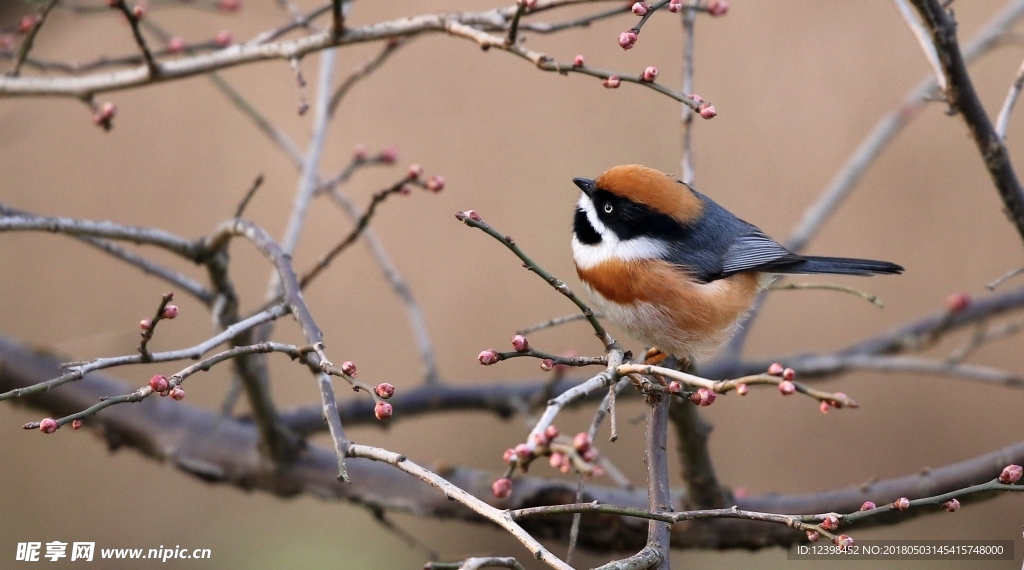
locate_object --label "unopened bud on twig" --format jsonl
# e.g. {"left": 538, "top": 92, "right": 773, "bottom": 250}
{"left": 426, "top": 175, "right": 445, "bottom": 192}
{"left": 668, "top": 381, "right": 682, "bottom": 394}
{"left": 603, "top": 75, "right": 621, "bottom": 88}
{"left": 39, "top": 417, "right": 58, "bottom": 434}
{"left": 642, "top": 66, "right": 659, "bottom": 82}
{"left": 131, "top": 3, "right": 146, "bottom": 19}
{"left": 18, "top": 15, "right": 39, "bottom": 34}
{"left": 806, "top": 530, "right": 820, "bottom": 542}
{"left": 820, "top": 515, "right": 839, "bottom": 531}
{"left": 631, "top": 2, "right": 649, "bottom": 16}
{"left": 767, "top": 362, "right": 784, "bottom": 376}
{"left": 219, "top": 0, "right": 241, "bottom": 12}
{"left": 859, "top": 501, "right": 876, "bottom": 511}
{"left": 170, "top": 387, "right": 185, "bottom": 400}
{"left": 618, "top": 31, "right": 637, "bottom": 50}
{"left": 544, "top": 425, "right": 559, "bottom": 439}
{"left": 778, "top": 380, "right": 795, "bottom": 395}
{"left": 736, "top": 383, "right": 749, "bottom": 396}
{"left": 340, "top": 361, "right": 357, "bottom": 377}
{"left": 893, "top": 497, "right": 910, "bottom": 511}
{"left": 698, "top": 104, "right": 717, "bottom": 119}
{"left": 706, "top": 0, "right": 729, "bottom": 16}
{"left": 492, "top": 477, "right": 513, "bottom": 499}
{"left": 573, "top": 432, "right": 592, "bottom": 453}
{"left": 573, "top": 55, "right": 585, "bottom": 67}
{"left": 999, "top": 464, "right": 1022, "bottom": 484}
{"left": 380, "top": 146, "right": 399, "bottom": 164}
{"left": 162, "top": 305, "right": 178, "bottom": 319}
{"left": 834, "top": 534, "right": 854, "bottom": 549}
{"left": 149, "top": 375, "right": 169, "bottom": 392}
{"left": 407, "top": 164, "right": 423, "bottom": 180}
{"left": 945, "top": 292, "right": 970, "bottom": 313}
{"left": 942, "top": 499, "right": 960, "bottom": 512}
{"left": 478, "top": 349, "right": 500, "bottom": 366}
{"left": 511, "top": 334, "right": 530, "bottom": 352}
{"left": 72, "top": 419, "right": 83, "bottom": 430}
{"left": 374, "top": 401, "right": 393, "bottom": 420}
{"left": 540, "top": 359, "right": 554, "bottom": 371}
{"left": 374, "top": 383, "right": 395, "bottom": 399}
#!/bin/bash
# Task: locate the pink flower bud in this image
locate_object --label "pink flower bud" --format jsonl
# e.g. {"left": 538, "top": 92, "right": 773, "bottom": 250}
{"left": 503, "top": 448, "right": 518, "bottom": 464}
{"left": 544, "top": 425, "right": 559, "bottom": 439}
{"left": 398, "top": 184, "right": 411, "bottom": 195}
{"left": 540, "top": 359, "right": 554, "bottom": 372}
{"left": 668, "top": 381, "right": 682, "bottom": 394}
{"left": 698, "top": 104, "right": 717, "bottom": 119}
{"left": 215, "top": 30, "right": 234, "bottom": 47}
{"left": 426, "top": 175, "right": 445, "bottom": 192}
{"left": 352, "top": 143, "right": 368, "bottom": 162}
{"left": 511, "top": 334, "right": 530, "bottom": 352}
{"left": 706, "top": 0, "right": 729, "bottom": 16}
{"left": 821, "top": 515, "right": 839, "bottom": 531}
{"left": 72, "top": 419, "right": 83, "bottom": 430}
{"left": 149, "top": 374, "right": 169, "bottom": 392}
{"left": 591, "top": 464, "right": 606, "bottom": 477}
{"left": 690, "top": 387, "right": 715, "bottom": 406}
{"left": 478, "top": 349, "right": 500, "bottom": 366}
{"left": 162, "top": 304, "right": 179, "bottom": 319}
{"left": 778, "top": 380, "right": 795, "bottom": 395}
{"left": 219, "top": 0, "right": 241, "bottom": 12}
{"left": 491, "top": 477, "right": 513, "bottom": 499}
{"left": 380, "top": 146, "right": 399, "bottom": 164}
{"left": 819, "top": 401, "right": 830, "bottom": 414}
{"left": 573, "top": 54, "right": 585, "bottom": 67}
{"left": 341, "top": 361, "right": 357, "bottom": 377}
{"left": 573, "top": 432, "right": 592, "bottom": 453}
{"left": 999, "top": 464, "right": 1022, "bottom": 484}
{"left": 170, "top": 387, "right": 185, "bottom": 400}
{"left": 168, "top": 37, "right": 185, "bottom": 53}
{"left": 860, "top": 501, "right": 876, "bottom": 511}
{"left": 374, "top": 401, "right": 393, "bottom": 420}
{"left": 467, "top": 210, "right": 481, "bottom": 221}
{"left": 893, "top": 497, "right": 910, "bottom": 510}
{"left": 131, "top": 3, "right": 146, "bottom": 18}
{"left": 688, "top": 93, "right": 705, "bottom": 104}
{"left": 514, "top": 443, "right": 531, "bottom": 460}
{"left": 806, "top": 530, "right": 820, "bottom": 542}
{"left": 603, "top": 75, "right": 621, "bottom": 88}
{"left": 945, "top": 292, "right": 970, "bottom": 313}
{"left": 582, "top": 448, "right": 598, "bottom": 462}
{"left": 631, "top": 2, "right": 648, "bottom": 16}
{"left": 782, "top": 367, "right": 795, "bottom": 381}
{"left": 39, "top": 417, "right": 58, "bottom": 434}
{"left": 668, "top": 0, "right": 682, "bottom": 12}
{"left": 942, "top": 498, "right": 960, "bottom": 512}
{"left": 736, "top": 383, "right": 749, "bottom": 396}
{"left": 140, "top": 319, "right": 151, "bottom": 330}
{"left": 617, "top": 31, "right": 637, "bottom": 50}
{"left": 374, "top": 383, "right": 395, "bottom": 399}
{"left": 834, "top": 534, "right": 854, "bottom": 549}
{"left": 531, "top": 432, "right": 549, "bottom": 446}
{"left": 733, "top": 487, "right": 748, "bottom": 498}
{"left": 549, "top": 452, "right": 565, "bottom": 469}
{"left": 407, "top": 164, "right": 423, "bottom": 180}
{"left": 642, "top": 66, "right": 658, "bottom": 82}
{"left": 559, "top": 460, "right": 572, "bottom": 473}
{"left": 767, "top": 362, "right": 784, "bottom": 376}
{"left": 18, "top": 15, "right": 39, "bottom": 34}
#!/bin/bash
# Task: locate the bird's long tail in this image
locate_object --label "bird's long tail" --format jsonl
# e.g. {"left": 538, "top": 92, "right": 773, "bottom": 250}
{"left": 774, "top": 255, "right": 903, "bottom": 276}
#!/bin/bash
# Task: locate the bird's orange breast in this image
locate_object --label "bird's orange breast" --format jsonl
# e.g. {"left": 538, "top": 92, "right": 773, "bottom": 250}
{"left": 575, "top": 257, "right": 760, "bottom": 359}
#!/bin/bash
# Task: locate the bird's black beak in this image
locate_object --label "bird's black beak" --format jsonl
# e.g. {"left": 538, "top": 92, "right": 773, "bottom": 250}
{"left": 572, "top": 177, "right": 596, "bottom": 198}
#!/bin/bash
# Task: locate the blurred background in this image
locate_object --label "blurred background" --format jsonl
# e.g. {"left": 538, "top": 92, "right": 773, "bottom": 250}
{"left": 1, "top": 0, "right": 1023, "bottom": 568}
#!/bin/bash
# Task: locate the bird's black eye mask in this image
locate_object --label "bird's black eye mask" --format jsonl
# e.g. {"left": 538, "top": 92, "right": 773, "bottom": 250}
{"left": 588, "top": 189, "right": 689, "bottom": 243}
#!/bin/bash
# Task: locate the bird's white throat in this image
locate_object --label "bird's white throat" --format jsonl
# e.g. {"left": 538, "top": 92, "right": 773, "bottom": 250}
{"left": 572, "top": 193, "right": 669, "bottom": 270}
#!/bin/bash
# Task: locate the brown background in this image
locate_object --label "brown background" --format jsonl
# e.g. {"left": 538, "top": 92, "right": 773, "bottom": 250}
{"left": 1, "top": 0, "right": 1023, "bottom": 568}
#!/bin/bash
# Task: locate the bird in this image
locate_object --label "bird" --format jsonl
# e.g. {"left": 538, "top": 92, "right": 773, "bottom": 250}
{"left": 571, "top": 164, "right": 902, "bottom": 364}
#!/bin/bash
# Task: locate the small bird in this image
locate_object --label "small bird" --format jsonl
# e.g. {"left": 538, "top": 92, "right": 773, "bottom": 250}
{"left": 571, "top": 165, "right": 902, "bottom": 363}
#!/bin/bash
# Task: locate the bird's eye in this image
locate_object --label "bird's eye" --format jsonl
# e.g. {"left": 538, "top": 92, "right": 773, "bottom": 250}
{"left": 603, "top": 202, "right": 614, "bottom": 214}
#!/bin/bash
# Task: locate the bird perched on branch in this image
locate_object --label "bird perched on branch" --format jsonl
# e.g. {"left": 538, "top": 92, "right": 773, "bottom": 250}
{"left": 571, "top": 164, "right": 902, "bottom": 363}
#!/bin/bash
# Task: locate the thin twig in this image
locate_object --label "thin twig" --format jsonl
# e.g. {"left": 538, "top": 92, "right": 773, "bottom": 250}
{"left": 995, "top": 55, "right": 1024, "bottom": 139}
{"left": 768, "top": 281, "right": 885, "bottom": 308}
{"left": 987, "top": 265, "right": 1024, "bottom": 289}
{"left": 110, "top": 0, "right": 159, "bottom": 76}
{"left": 8, "top": 0, "right": 59, "bottom": 77}
{"left": 456, "top": 210, "right": 615, "bottom": 349}
{"left": 235, "top": 174, "right": 265, "bottom": 219}
{"left": 137, "top": 292, "right": 174, "bottom": 361}
{"left": 893, "top": 0, "right": 947, "bottom": 92}
{"left": 516, "top": 312, "right": 602, "bottom": 336}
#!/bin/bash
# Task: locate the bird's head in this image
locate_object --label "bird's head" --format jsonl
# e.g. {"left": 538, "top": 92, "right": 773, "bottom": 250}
{"left": 571, "top": 164, "right": 703, "bottom": 256}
